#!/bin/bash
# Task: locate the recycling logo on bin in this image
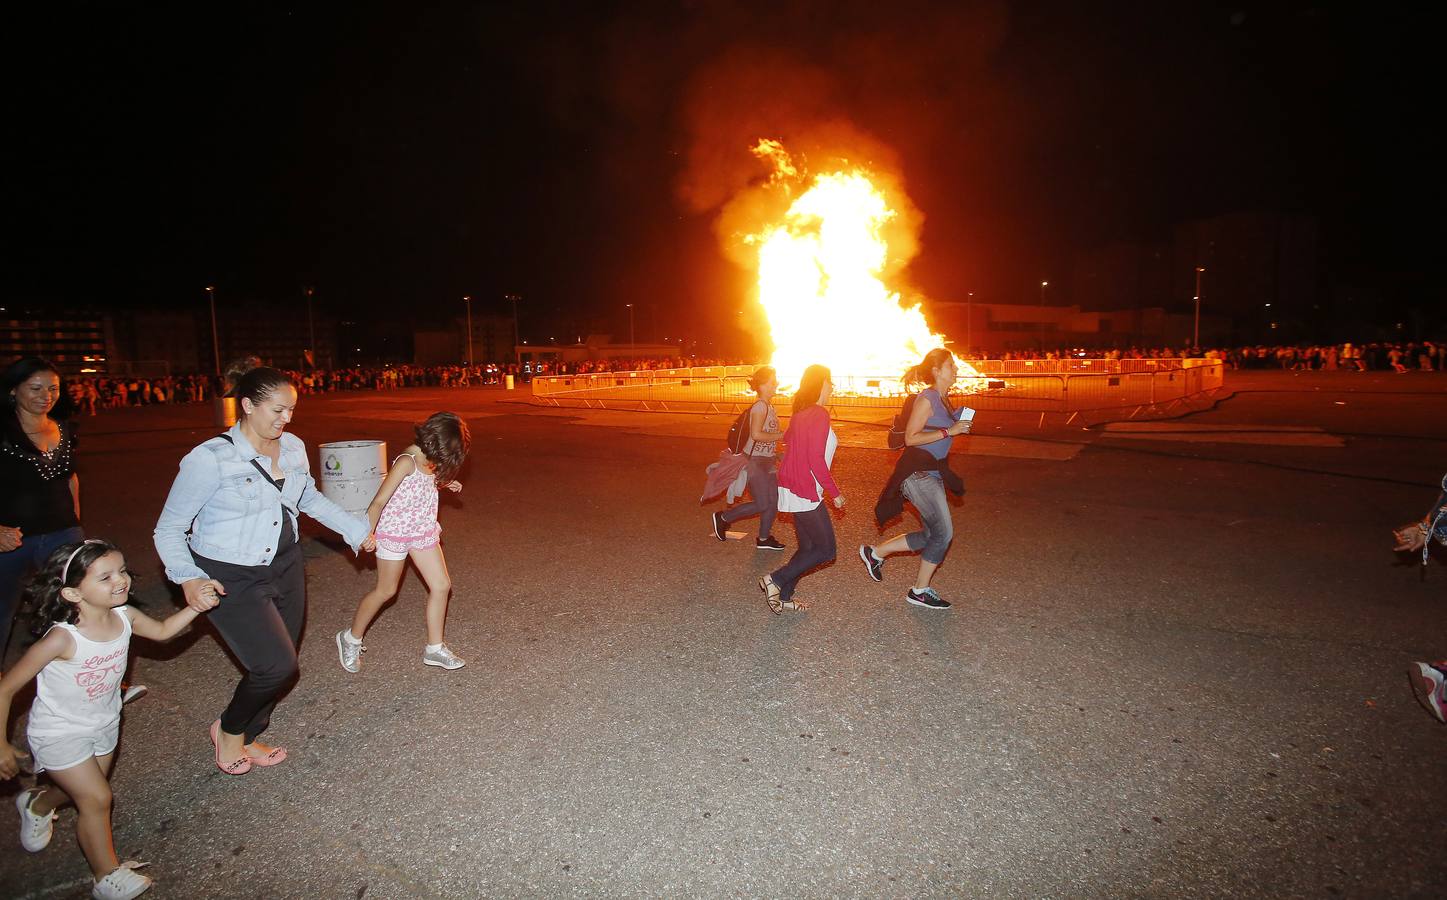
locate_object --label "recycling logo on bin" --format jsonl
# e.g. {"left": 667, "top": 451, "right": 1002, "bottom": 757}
{"left": 325, "top": 454, "right": 342, "bottom": 473}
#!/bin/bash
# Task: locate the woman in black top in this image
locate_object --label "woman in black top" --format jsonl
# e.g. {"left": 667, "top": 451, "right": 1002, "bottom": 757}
{"left": 0, "top": 357, "right": 82, "bottom": 669}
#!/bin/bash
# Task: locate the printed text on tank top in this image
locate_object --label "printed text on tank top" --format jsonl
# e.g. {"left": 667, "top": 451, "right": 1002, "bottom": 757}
{"left": 26, "top": 607, "right": 131, "bottom": 737}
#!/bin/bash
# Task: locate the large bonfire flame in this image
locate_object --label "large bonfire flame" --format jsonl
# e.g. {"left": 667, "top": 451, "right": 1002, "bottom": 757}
{"left": 743, "top": 139, "right": 975, "bottom": 393}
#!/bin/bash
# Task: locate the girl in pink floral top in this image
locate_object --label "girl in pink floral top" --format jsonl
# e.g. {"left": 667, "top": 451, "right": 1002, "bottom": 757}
{"left": 337, "top": 413, "right": 471, "bottom": 673}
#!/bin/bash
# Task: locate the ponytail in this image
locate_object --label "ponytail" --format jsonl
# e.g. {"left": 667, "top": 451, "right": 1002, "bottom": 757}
{"left": 903, "top": 348, "right": 954, "bottom": 388}
{"left": 225, "top": 357, "right": 294, "bottom": 407}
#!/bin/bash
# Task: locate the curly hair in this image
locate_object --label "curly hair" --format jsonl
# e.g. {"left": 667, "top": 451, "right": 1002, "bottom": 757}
{"left": 26, "top": 539, "right": 123, "bottom": 636}
{"left": 748, "top": 366, "right": 777, "bottom": 394}
{"left": 414, "top": 412, "right": 471, "bottom": 484}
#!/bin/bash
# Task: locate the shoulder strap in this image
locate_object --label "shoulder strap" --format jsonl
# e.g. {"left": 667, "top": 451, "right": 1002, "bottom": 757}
{"left": 214, "top": 433, "right": 282, "bottom": 491}
{"left": 745, "top": 402, "right": 767, "bottom": 457}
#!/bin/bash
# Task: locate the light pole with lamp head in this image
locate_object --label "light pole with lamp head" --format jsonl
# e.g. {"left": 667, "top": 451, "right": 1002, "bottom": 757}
{"left": 463, "top": 295, "right": 473, "bottom": 366}
{"left": 1193, "top": 267, "right": 1205, "bottom": 352}
{"left": 205, "top": 286, "right": 220, "bottom": 376}
{"left": 626, "top": 303, "right": 635, "bottom": 351}
{"left": 305, "top": 287, "right": 315, "bottom": 364}
{"left": 966, "top": 292, "right": 974, "bottom": 355}
{"left": 1039, "top": 281, "right": 1049, "bottom": 353}
{"left": 504, "top": 293, "right": 522, "bottom": 366}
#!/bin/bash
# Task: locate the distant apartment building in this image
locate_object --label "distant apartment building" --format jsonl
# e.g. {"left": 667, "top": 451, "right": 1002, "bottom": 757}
{"left": 0, "top": 311, "right": 111, "bottom": 373}
{"left": 1, "top": 303, "right": 341, "bottom": 375}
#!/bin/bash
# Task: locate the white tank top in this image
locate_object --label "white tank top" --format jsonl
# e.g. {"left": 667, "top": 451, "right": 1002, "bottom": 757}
{"left": 26, "top": 607, "right": 131, "bottom": 738}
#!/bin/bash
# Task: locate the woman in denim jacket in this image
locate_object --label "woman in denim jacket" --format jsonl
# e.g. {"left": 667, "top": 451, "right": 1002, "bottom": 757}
{"left": 154, "top": 362, "right": 370, "bottom": 775}
{"left": 1395, "top": 473, "right": 1447, "bottom": 723}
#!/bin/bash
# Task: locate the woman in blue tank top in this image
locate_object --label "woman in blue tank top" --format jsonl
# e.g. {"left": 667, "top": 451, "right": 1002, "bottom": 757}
{"left": 859, "top": 349, "right": 972, "bottom": 609}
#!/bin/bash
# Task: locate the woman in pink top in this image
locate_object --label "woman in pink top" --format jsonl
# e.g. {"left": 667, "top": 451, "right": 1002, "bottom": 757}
{"left": 760, "top": 365, "right": 846, "bottom": 614}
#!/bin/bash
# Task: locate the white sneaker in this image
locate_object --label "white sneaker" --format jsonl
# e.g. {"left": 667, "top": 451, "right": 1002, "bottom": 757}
{"left": 16, "top": 788, "right": 55, "bottom": 852}
{"left": 336, "top": 630, "right": 364, "bottom": 673}
{"left": 121, "top": 684, "right": 148, "bottom": 704}
{"left": 92, "top": 860, "right": 152, "bottom": 900}
{"left": 422, "top": 644, "right": 465, "bottom": 670}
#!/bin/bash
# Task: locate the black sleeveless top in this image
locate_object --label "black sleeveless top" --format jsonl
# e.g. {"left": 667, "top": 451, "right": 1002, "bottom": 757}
{"left": 0, "top": 419, "right": 80, "bottom": 534}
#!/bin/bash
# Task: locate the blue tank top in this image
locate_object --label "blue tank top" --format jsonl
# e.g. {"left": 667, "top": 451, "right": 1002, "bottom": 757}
{"left": 919, "top": 388, "right": 956, "bottom": 462}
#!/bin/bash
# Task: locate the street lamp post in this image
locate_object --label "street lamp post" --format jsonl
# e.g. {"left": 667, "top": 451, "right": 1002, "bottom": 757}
{"left": 463, "top": 295, "right": 474, "bottom": 366}
{"left": 1193, "top": 267, "right": 1205, "bottom": 352}
{"left": 626, "top": 303, "right": 635, "bottom": 350}
{"left": 1039, "top": 281, "right": 1049, "bottom": 353}
{"left": 966, "top": 292, "right": 974, "bottom": 355}
{"left": 504, "top": 293, "right": 521, "bottom": 365}
{"left": 305, "top": 287, "right": 315, "bottom": 364}
{"left": 205, "top": 286, "right": 220, "bottom": 376}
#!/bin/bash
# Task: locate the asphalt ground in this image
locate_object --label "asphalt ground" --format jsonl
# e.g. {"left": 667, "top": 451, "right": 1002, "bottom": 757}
{"left": 1, "top": 370, "right": 1444, "bottom": 898}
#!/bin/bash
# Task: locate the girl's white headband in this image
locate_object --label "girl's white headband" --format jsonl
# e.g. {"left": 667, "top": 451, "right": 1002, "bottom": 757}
{"left": 61, "top": 539, "right": 106, "bottom": 584}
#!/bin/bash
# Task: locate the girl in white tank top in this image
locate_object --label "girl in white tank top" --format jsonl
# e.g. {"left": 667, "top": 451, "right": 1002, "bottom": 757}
{"left": 0, "top": 539, "right": 211, "bottom": 898}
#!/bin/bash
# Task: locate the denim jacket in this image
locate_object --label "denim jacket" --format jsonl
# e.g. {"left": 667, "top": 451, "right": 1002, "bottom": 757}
{"left": 153, "top": 423, "right": 370, "bottom": 584}
{"left": 1429, "top": 474, "right": 1447, "bottom": 544}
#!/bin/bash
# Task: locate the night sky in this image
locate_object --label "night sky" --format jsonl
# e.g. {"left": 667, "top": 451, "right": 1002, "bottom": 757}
{"left": 12, "top": 1, "right": 1441, "bottom": 343}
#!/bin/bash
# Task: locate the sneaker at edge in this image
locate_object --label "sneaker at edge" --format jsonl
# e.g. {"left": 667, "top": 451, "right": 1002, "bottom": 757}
{"left": 336, "top": 630, "right": 364, "bottom": 674}
{"left": 92, "top": 861, "right": 152, "bottom": 900}
{"left": 756, "top": 536, "right": 786, "bottom": 551}
{"left": 15, "top": 789, "right": 55, "bottom": 852}
{"left": 858, "top": 545, "right": 883, "bottom": 582}
{"left": 1410, "top": 662, "right": 1447, "bottom": 723}
{"left": 711, "top": 511, "right": 728, "bottom": 541}
{"left": 906, "top": 587, "right": 951, "bottom": 610}
{"left": 423, "top": 644, "right": 465, "bottom": 670}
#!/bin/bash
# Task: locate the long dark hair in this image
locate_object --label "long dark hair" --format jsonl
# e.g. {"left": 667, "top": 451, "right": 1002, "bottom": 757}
{"left": 26, "top": 539, "right": 123, "bottom": 635}
{"left": 224, "top": 357, "right": 294, "bottom": 408}
{"left": 415, "top": 412, "right": 471, "bottom": 484}
{"left": 1, "top": 356, "right": 69, "bottom": 448}
{"left": 903, "top": 348, "right": 954, "bottom": 388}
{"left": 792, "top": 365, "right": 831, "bottom": 414}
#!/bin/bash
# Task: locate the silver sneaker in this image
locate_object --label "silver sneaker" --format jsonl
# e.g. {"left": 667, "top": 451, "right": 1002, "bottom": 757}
{"left": 16, "top": 788, "right": 55, "bottom": 852}
{"left": 92, "top": 860, "right": 152, "bottom": 900}
{"left": 336, "top": 630, "right": 364, "bottom": 673}
{"left": 422, "top": 644, "right": 465, "bottom": 670}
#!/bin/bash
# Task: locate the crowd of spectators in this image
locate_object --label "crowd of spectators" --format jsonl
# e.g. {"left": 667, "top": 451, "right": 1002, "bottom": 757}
{"left": 49, "top": 341, "right": 1446, "bottom": 416}
{"left": 55, "top": 354, "right": 748, "bottom": 415}
{"left": 961, "top": 341, "right": 1443, "bottom": 372}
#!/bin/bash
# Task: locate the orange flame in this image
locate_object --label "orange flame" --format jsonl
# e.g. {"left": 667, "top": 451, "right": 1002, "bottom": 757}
{"left": 743, "top": 139, "right": 972, "bottom": 393}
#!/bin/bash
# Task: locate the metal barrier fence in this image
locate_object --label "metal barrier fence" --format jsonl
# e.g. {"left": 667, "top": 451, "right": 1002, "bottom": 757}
{"left": 530, "top": 361, "right": 1223, "bottom": 420}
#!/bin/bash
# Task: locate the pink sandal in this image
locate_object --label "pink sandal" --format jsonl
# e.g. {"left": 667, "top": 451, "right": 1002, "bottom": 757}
{"left": 244, "top": 743, "right": 288, "bottom": 767}
{"left": 210, "top": 720, "right": 252, "bottom": 775}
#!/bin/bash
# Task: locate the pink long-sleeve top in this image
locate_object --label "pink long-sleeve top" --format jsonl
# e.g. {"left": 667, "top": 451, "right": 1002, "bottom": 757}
{"left": 777, "top": 405, "right": 840, "bottom": 503}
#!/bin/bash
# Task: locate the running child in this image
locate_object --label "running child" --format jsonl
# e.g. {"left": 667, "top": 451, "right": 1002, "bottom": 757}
{"left": 0, "top": 539, "right": 215, "bottom": 900}
{"left": 337, "top": 412, "right": 471, "bottom": 673}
